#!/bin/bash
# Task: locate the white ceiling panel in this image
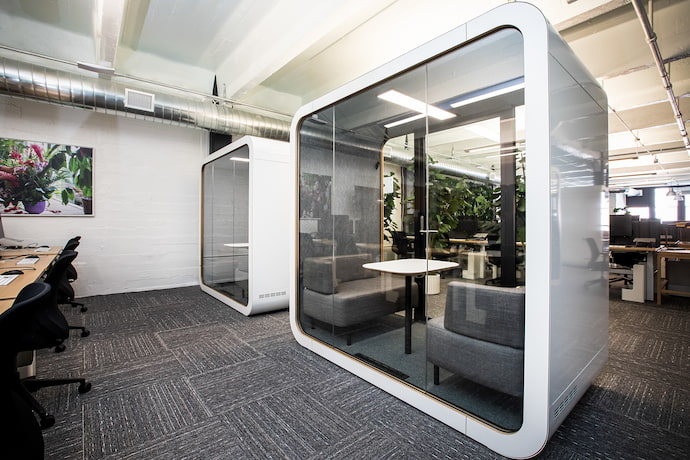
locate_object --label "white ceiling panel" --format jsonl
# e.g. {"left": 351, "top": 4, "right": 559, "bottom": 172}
{"left": 0, "top": 0, "right": 688, "bottom": 185}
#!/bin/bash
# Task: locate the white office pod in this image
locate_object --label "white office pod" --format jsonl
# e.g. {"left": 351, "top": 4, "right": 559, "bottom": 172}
{"left": 201, "top": 136, "right": 290, "bottom": 315}
{"left": 289, "top": 3, "right": 608, "bottom": 458}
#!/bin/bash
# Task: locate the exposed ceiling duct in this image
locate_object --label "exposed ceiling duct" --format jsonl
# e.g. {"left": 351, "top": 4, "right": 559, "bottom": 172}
{"left": 631, "top": 0, "right": 690, "bottom": 156}
{"left": 0, "top": 56, "right": 291, "bottom": 141}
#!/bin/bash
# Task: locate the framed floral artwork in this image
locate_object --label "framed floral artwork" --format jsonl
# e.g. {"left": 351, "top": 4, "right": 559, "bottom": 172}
{"left": 0, "top": 138, "right": 93, "bottom": 216}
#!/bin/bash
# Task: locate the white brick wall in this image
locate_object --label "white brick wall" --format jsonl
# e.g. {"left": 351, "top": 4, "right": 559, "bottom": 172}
{"left": 0, "top": 96, "right": 207, "bottom": 297}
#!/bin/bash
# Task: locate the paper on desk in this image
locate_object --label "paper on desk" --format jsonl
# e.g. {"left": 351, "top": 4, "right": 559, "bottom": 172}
{"left": 34, "top": 247, "right": 50, "bottom": 252}
{"left": 18, "top": 258, "right": 38, "bottom": 265}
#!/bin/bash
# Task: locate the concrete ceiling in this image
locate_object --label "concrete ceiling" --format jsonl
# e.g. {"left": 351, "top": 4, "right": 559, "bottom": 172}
{"left": 0, "top": 0, "right": 689, "bottom": 187}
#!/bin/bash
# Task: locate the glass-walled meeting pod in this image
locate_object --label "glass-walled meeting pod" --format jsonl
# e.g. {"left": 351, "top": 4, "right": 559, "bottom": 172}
{"left": 201, "top": 136, "right": 290, "bottom": 316}
{"left": 289, "top": 4, "right": 608, "bottom": 458}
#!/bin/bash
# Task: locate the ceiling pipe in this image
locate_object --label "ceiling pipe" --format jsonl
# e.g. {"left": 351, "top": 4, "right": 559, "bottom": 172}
{"left": 631, "top": 0, "right": 690, "bottom": 155}
{"left": 0, "top": 56, "right": 291, "bottom": 141}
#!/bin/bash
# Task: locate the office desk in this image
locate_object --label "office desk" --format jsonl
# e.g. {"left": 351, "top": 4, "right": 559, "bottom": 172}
{"left": 0, "top": 247, "right": 61, "bottom": 314}
{"left": 449, "top": 239, "right": 489, "bottom": 280}
{"left": 609, "top": 245, "right": 658, "bottom": 302}
{"left": 362, "top": 258, "right": 458, "bottom": 354}
{"left": 656, "top": 248, "right": 690, "bottom": 304}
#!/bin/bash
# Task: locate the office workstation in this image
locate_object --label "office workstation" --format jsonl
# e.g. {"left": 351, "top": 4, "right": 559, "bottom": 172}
{"left": 1, "top": 1, "right": 690, "bottom": 459}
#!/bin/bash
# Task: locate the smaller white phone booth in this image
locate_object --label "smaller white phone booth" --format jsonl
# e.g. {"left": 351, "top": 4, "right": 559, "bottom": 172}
{"left": 201, "top": 136, "right": 289, "bottom": 315}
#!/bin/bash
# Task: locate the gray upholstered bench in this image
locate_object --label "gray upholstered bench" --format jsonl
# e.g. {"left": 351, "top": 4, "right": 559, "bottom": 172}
{"left": 302, "top": 254, "right": 410, "bottom": 344}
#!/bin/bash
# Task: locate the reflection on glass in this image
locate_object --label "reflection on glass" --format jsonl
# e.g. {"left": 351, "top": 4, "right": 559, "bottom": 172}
{"left": 297, "top": 27, "right": 525, "bottom": 430}
{"left": 201, "top": 146, "right": 250, "bottom": 305}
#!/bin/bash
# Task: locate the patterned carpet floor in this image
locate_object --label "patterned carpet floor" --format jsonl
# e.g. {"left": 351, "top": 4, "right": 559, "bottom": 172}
{"left": 32, "top": 284, "right": 689, "bottom": 459}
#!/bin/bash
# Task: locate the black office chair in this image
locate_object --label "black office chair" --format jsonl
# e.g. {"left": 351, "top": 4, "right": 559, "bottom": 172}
{"left": 60, "top": 236, "right": 86, "bottom": 312}
{"left": 44, "top": 250, "right": 90, "bottom": 353}
{"left": 0, "top": 281, "right": 91, "bottom": 430}
{"left": 391, "top": 231, "right": 414, "bottom": 259}
{"left": 609, "top": 251, "right": 645, "bottom": 285}
{"left": 0, "top": 283, "right": 48, "bottom": 458}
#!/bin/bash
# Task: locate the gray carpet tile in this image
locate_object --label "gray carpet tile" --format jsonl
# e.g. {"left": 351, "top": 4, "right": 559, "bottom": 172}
{"left": 83, "top": 378, "right": 212, "bottom": 459}
{"left": 106, "top": 418, "right": 244, "bottom": 460}
{"left": 222, "top": 309, "right": 292, "bottom": 342}
{"left": 83, "top": 332, "right": 167, "bottom": 369}
{"left": 307, "top": 372, "right": 403, "bottom": 422}
{"left": 171, "top": 335, "right": 263, "bottom": 375}
{"left": 81, "top": 352, "right": 187, "bottom": 394}
{"left": 190, "top": 355, "right": 304, "bottom": 415}
{"left": 157, "top": 322, "right": 235, "bottom": 349}
{"left": 303, "top": 423, "right": 432, "bottom": 460}
{"left": 256, "top": 340, "right": 349, "bottom": 382}
{"left": 542, "top": 404, "right": 690, "bottom": 460}
{"left": 375, "top": 401, "right": 502, "bottom": 460}
{"left": 42, "top": 407, "right": 84, "bottom": 460}
{"left": 584, "top": 366, "right": 689, "bottom": 434}
{"left": 220, "top": 385, "right": 359, "bottom": 458}
{"left": 33, "top": 285, "right": 690, "bottom": 460}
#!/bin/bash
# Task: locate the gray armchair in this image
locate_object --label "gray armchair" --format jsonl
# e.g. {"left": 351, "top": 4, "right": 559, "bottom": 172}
{"left": 427, "top": 281, "right": 525, "bottom": 397}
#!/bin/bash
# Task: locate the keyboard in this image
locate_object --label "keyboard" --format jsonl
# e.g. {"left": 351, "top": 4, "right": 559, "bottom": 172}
{"left": 0, "top": 274, "right": 19, "bottom": 286}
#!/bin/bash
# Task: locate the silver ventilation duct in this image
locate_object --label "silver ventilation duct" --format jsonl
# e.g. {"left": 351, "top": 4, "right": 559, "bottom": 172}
{"left": 0, "top": 56, "right": 291, "bottom": 141}
{"left": 385, "top": 147, "right": 494, "bottom": 183}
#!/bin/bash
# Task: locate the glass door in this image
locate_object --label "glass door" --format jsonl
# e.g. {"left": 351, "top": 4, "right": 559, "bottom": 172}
{"left": 201, "top": 146, "right": 250, "bottom": 306}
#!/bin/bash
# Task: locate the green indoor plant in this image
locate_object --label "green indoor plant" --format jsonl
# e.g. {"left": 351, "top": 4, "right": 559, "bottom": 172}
{"left": 0, "top": 141, "right": 68, "bottom": 213}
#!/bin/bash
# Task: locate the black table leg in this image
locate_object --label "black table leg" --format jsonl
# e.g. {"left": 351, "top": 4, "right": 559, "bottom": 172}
{"left": 405, "top": 275, "right": 412, "bottom": 354}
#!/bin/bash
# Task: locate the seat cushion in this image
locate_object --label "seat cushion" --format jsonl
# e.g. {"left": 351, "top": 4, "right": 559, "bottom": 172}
{"left": 428, "top": 316, "right": 523, "bottom": 397}
{"left": 302, "top": 275, "right": 411, "bottom": 328}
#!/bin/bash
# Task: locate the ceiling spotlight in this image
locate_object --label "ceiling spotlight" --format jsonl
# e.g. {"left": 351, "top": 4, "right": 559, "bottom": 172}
{"left": 666, "top": 187, "right": 675, "bottom": 196}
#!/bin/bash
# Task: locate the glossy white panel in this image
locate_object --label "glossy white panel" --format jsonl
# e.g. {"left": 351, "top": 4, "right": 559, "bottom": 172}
{"left": 201, "top": 136, "right": 290, "bottom": 315}
{"left": 290, "top": 3, "right": 607, "bottom": 458}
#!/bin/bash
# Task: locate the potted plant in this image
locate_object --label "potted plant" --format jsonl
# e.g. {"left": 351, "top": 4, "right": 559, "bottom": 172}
{"left": 0, "top": 142, "right": 67, "bottom": 213}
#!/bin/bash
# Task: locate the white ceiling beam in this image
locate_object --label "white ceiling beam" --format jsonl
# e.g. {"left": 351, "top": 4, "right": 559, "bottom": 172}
{"left": 92, "top": 0, "right": 126, "bottom": 67}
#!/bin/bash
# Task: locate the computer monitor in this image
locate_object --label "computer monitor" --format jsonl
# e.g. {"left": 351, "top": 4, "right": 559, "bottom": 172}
{"left": 610, "top": 214, "right": 633, "bottom": 245}
{"left": 634, "top": 218, "right": 660, "bottom": 246}
{"left": 450, "top": 217, "right": 479, "bottom": 239}
{"left": 0, "top": 213, "right": 25, "bottom": 248}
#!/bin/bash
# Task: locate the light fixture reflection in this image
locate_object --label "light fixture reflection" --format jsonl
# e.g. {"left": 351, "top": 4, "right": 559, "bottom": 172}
{"left": 379, "top": 90, "right": 455, "bottom": 121}
{"left": 450, "top": 81, "right": 525, "bottom": 108}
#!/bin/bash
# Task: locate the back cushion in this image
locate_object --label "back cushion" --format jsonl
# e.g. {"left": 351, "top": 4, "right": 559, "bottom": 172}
{"left": 444, "top": 281, "right": 525, "bottom": 349}
{"left": 303, "top": 253, "right": 375, "bottom": 294}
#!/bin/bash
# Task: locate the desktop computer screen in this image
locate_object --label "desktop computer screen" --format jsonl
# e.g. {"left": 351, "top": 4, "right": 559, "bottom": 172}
{"left": 610, "top": 214, "right": 633, "bottom": 244}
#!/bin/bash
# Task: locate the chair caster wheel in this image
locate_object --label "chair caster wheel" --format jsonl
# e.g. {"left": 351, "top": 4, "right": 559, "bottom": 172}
{"left": 80, "top": 306, "right": 88, "bottom": 312}
{"left": 81, "top": 329, "right": 90, "bottom": 337}
{"left": 54, "top": 344, "right": 66, "bottom": 353}
{"left": 40, "top": 415, "right": 55, "bottom": 429}
{"left": 78, "top": 382, "right": 92, "bottom": 393}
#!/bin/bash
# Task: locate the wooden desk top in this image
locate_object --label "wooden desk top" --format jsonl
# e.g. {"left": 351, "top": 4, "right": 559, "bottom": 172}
{"left": 657, "top": 248, "right": 690, "bottom": 257}
{"left": 449, "top": 238, "right": 489, "bottom": 245}
{"left": 0, "top": 246, "right": 62, "bottom": 256}
{"left": 0, "top": 250, "right": 60, "bottom": 314}
{"left": 609, "top": 245, "right": 659, "bottom": 252}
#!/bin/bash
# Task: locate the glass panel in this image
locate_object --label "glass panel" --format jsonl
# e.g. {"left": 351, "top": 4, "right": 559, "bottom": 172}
{"left": 297, "top": 27, "right": 525, "bottom": 431}
{"left": 424, "top": 27, "right": 525, "bottom": 431}
{"left": 298, "top": 106, "right": 337, "bottom": 344}
{"left": 201, "top": 146, "right": 250, "bottom": 305}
